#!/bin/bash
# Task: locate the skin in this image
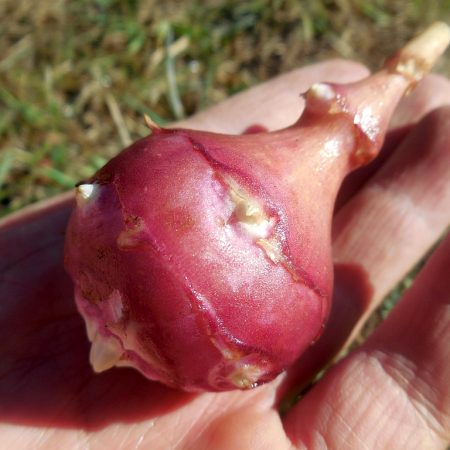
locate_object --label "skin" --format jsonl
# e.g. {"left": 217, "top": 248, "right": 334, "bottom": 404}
{"left": 1, "top": 60, "right": 450, "bottom": 449}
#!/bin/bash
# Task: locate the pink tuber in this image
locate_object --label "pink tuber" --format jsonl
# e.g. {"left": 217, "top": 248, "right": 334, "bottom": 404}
{"left": 65, "top": 23, "right": 450, "bottom": 391}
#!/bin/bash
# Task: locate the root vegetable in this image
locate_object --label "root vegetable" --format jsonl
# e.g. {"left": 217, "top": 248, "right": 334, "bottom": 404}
{"left": 65, "top": 23, "right": 450, "bottom": 391}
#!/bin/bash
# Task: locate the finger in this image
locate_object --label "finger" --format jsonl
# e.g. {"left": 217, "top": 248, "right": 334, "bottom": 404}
{"left": 336, "top": 74, "right": 450, "bottom": 210}
{"left": 174, "top": 59, "right": 369, "bottom": 133}
{"left": 278, "top": 105, "right": 450, "bottom": 399}
{"left": 333, "top": 105, "right": 450, "bottom": 337}
{"left": 284, "top": 229, "right": 450, "bottom": 449}
{"left": 390, "top": 73, "right": 450, "bottom": 128}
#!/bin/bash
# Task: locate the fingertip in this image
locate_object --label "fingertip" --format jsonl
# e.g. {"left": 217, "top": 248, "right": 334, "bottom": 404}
{"left": 391, "top": 73, "right": 450, "bottom": 128}
{"left": 173, "top": 60, "right": 370, "bottom": 133}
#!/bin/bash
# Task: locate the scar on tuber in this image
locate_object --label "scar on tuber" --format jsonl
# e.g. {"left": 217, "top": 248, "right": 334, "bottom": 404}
{"left": 65, "top": 23, "right": 450, "bottom": 392}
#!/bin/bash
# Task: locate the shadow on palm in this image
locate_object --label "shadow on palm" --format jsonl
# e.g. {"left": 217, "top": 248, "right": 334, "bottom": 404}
{"left": 0, "top": 198, "right": 196, "bottom": 430}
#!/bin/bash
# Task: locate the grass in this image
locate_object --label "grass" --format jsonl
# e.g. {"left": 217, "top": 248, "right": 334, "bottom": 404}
{"left": 1, "top": 0, "right": 450, "bottom": 341}
{"left": 1, "top": 0, "right": 450, "bottom": 215}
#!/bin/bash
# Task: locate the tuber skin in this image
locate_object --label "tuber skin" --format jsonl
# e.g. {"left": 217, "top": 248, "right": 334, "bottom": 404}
{"left": 64, "top": 23, "right": 450, "bottom": 392}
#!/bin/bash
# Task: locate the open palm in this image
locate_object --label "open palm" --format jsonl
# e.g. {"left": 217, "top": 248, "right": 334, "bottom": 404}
{"left": 1, "top": 60, "right": 450, "bottom": 449}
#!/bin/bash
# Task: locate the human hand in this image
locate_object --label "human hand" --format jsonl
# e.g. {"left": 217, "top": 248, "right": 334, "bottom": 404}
{"left": 1, "top": 59, "right": 450, "bottom": 449}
